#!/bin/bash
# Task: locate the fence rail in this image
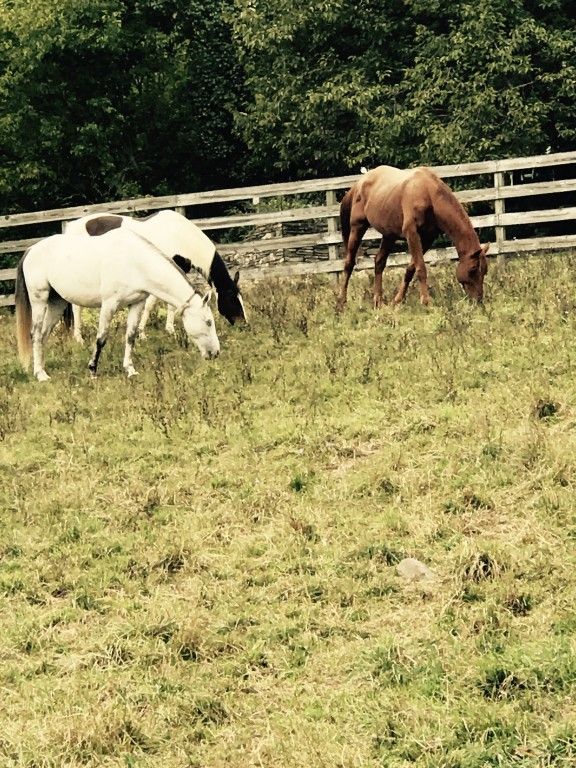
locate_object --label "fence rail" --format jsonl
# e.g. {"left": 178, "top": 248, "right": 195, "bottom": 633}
{"left": 1, "top": 150, "right": 576, "bottom": 307}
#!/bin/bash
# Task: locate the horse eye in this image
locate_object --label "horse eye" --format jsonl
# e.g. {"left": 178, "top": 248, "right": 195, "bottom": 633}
{"left": 206, "top": 319, "right": 213, "bottom": 327}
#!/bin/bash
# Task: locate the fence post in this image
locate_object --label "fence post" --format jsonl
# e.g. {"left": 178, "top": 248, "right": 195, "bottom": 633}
{"left": 326, "top": 189, "right": 340, "bottom": 282}
{"left": 175, "top": 205, "right": 186, "bottom": 217}
{"left": 493, "top": 171, "right": 506, "bottom": 268}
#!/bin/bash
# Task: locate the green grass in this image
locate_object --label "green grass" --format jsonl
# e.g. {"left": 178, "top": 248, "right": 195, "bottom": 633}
{"left": 2, "top": 254, "right": 576, "bottom": 767}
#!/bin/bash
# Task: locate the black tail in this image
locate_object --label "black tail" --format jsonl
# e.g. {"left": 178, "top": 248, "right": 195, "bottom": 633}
{"left": 339, "top": 186, "right": 355, "bottom": 248}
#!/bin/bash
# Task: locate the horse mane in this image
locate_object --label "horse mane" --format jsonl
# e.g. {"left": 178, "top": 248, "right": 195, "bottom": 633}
{"left": 133, "top": 210, "right": 216, "bottom": 283}
{"left": 426, "top": 172, "right": 481, "bottom": 256}
{"left": 208, "top": 251, "right": 237, "bottom": 291}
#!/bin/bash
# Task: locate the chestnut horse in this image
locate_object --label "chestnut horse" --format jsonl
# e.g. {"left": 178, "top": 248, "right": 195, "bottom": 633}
{"left": 337, "top": 165, "right": 489, "bottom": 308}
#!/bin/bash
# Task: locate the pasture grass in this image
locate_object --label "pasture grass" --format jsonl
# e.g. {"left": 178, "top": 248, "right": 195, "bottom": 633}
{"left": 1, "top": 253, "right": 576, "bottom": 767}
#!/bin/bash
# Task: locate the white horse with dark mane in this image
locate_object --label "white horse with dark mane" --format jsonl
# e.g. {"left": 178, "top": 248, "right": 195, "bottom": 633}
{"left": 15, "top": 228, "right": 220, "bottom": 381}
{"left": 66, "top": 209, "right": 247, "bottom": 343}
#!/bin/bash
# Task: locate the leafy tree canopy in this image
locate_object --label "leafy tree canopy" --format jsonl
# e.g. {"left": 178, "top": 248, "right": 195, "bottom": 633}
{"left": 0, "top": 0, "right": 574, "bottom": 210}
{"left": 230, "top": 0, "right": 576, "bottom": 177}
{"left": 0, "top": 0, "right": 245, "bottom": 211}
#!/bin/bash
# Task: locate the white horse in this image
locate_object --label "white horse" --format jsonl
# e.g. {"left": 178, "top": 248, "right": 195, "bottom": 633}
{"left": 65, "top": 209, "right": 247, "bottom": 343}
{"left": 15, "top": 228, "right": 220, "bottom": 381}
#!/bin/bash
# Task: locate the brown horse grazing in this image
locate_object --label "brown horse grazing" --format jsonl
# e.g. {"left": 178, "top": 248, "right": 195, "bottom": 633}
{"left": 337, "top": 165, "right": 489, "bottom": 308}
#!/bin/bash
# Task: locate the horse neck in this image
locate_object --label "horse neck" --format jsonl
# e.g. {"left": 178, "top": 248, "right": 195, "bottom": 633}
{"left": 433, "top": 188, "right": 481, "bottom": 259}
{"left": 137, "top": 248, "right": 195, "bottom": 307}
{"left": 128, "top": 214, "right": 215, "bottom": 282}
{"left": 208, "top": 252, "right": 234, "bottom": 292}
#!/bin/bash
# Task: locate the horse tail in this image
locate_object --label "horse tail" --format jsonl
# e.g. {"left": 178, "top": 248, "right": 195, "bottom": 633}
{"left": 15, "top": 254, "right": 32, "bottom": 369}
{"left": 340, "top": 186, "right": 355, "bottom": 248}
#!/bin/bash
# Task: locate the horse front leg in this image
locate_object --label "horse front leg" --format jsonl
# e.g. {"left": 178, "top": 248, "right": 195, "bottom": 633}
{"left": 165, "top": 304, "right": 176, "bottom": 335}
{"left": 394, "top": 225, "right": 429, "bottom": 305}
{"left": 123, "top": 301, "right": 146, "bottom": 377}
{"left": 88, "top": 299, "right": 119, "bottom": 377}
{"left": 337, "top": 220, "right": 368, "bottom": 310}
{"left": 137, "top": 294, "right": 157, "bottom": 339}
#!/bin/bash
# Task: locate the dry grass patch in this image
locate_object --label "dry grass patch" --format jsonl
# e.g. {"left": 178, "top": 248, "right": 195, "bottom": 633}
{"left": 2, "top": 255, "right": 576, "bottom": 766}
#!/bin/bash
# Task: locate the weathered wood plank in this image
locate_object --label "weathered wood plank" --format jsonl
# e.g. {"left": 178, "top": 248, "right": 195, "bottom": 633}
{"left": 2, "top": 234, "right": 576, "bottom": 308}
{"left": 2, "top": 151, "right": 576, "bottom": 230}
{"left": 432, "top": 150, "right": 576, "bottom": 178}
{"left": 500, "top": 206, "right": 576, "bottom": 226}
{"left": 196, "top": 205, "right": 340, "bottom": 231}
{"left": 0, "top": 237, "right": 42, "bottom": 255}
{"left": 499, "top": 234, "right": 576, "bottom": 253}
{"left": 2, "top": 151, "right": 576, "bottom": 307}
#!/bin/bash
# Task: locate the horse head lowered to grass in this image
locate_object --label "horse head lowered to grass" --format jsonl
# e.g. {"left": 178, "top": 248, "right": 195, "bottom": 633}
{"left": 65, "top": 209, "right": 247, "bottom": 343}
{"left": 337, "top": 165, "right": 489, "bottom": 308}
{"left": 15, "top": 228, "right": 220, "bottom": 381}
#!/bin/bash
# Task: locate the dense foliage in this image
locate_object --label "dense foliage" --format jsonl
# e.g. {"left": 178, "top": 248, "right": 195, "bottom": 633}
{"left": 232, "top": 0, "right": 576, "bottom": 175}
{"left": 0, "top": 0, "right": 245, "bottom": 210}
{"left": 0, "top": 0, "right": 574, "bottom": 210}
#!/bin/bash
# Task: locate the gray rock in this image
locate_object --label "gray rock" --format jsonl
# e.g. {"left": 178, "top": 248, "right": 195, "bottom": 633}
{"left": 396, "top": 557, "right": 435, "bottom": 581}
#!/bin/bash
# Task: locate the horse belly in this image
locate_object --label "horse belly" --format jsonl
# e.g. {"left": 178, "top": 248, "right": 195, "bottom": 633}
{"left": 365, "top": 195, "right": 404, "bottom": 237}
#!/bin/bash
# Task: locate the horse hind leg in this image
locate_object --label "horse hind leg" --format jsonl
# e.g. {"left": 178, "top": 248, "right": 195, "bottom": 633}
{"left": 165, "top": 304, "right": 176, "bottom": 335}
{"left": 42, "top": 296, "right": 68, "bottom": 341}
{"left": 337, "top": 218, "right": 368, "bottom": 310}
{"left": 72, "top": 304, "right": 84, "bottom": 344}
{"left": 29, "top": 293, "right": 50, "bottom": 380}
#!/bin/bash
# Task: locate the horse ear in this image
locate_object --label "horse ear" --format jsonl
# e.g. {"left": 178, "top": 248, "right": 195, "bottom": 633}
{"left": 202, "top": 290, "right": 213, "bottom": 306}
{"left": 173, "top": 254, "right": 192, "bottom": 273}
{"left": 233, "top": 270, "right": 240, "bottom": 285}
{"left": 481, "top": 243, "right": 490, "bottom": 256}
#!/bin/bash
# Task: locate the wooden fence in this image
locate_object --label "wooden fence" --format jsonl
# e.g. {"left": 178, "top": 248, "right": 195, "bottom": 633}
{"left": 1, "top": 150, "right": 576, "bottom": 307}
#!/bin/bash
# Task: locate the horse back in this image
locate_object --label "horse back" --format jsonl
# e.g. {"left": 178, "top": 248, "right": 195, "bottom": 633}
{"left": 359, "top": 166, "right": 417, "bottom": 234}
{"left": 362, "top": 165, "right": 457, "bottom": 235}
{"left": 23, "top": 234, "right": 116, "bottom": 307}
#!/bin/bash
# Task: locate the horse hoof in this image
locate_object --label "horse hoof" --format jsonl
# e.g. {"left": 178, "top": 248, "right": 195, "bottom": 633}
{"left": 35, "top": 371, "right": 50, "bottom": 382}
{"left": 126, "top": 369, "right": 139, "bottom": 378}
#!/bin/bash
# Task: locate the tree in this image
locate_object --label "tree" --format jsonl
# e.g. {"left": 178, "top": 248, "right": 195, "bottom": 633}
{"left": 230, "top": 0, "right": 576, "bottom": 176}
{"left": 392, "top": 0, "right": 576, "bottom": 164}
{"left": 230, "top": 0, "right": 420, "bottom": 179}
{"left": 0, "top": 0, "right": 246, "bottom": 212}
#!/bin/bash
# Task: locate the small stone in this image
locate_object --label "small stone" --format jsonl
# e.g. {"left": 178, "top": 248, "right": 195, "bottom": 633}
{"left": 396, "top": 557, "right": 435, "bottom": 581}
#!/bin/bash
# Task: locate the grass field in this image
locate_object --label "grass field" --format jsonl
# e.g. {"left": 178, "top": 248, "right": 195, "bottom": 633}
{"left": 1, "top": 254, "right": 576, "bottom": 767}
